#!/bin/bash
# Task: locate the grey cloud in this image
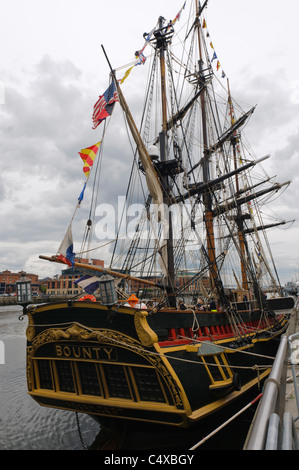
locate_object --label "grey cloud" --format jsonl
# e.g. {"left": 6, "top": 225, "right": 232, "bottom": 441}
{"left": 0, "top": 54, "right": 137, "bottom": 275}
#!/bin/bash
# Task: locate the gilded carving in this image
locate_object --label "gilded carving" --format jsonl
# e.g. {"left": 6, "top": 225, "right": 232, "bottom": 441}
{"left": 25, "top": 313, "right": 35, "bottom": 342}
{"left": 134, "top": 310, "right": 158, "bottom": 347}
{"left": 27, "top": 323, "right": 184, "bottom": 409}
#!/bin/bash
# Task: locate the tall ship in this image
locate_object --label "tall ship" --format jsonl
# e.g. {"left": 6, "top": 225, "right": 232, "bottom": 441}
{"left": 24, "top": 0, "right": 294, "bottom": 442}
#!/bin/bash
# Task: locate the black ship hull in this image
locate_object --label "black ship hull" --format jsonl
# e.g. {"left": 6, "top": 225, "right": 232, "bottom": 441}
{"left": 25, "top": 297, "right": 292, "bottom": 429}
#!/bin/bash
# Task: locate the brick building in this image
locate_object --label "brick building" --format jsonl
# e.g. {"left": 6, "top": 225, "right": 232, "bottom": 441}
{"left": 0, "top": 270, "right": 40, "bottom": 295}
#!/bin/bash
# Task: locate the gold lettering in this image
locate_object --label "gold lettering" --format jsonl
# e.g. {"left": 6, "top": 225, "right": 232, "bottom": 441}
{"left": 82, "top": 347, "right": 92, "bottom": 359}
{"left": 54, "top": 344, "right": 117, "bottom": 361}
{"left": 63, "top": 346, "right": 71, "bottom": 357}
{"left": 92, "top": 348, "right": 101, "bottom": 359}
{"left": 72, "top": 347, "right": 81, "bottom": 358}
{"left": 103, "top": 348, "right": 114, "bottom": 360}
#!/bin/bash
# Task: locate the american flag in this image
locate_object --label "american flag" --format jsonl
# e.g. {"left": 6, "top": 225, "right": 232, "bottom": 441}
{"left": 92, "top": 81, "right": 119, "bottom": 129}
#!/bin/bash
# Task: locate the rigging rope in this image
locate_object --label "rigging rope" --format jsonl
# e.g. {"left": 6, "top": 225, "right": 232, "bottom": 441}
{"left": 189, "top": 393, "right": 263, "bottom": 450}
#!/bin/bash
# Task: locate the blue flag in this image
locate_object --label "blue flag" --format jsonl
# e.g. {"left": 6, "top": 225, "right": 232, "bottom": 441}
{"left": 74, "top": 275, "right": 100, "bottom": 294}
{"left": 78, "top": 183, "right": 86, "bottom": 204}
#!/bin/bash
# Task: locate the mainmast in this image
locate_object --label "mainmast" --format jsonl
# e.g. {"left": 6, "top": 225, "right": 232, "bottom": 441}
{"left": 227, "top": 79, "right": 249, "bottom": 291}
{"left": 154, "top": 16, "right": 176, "bottom": 307}
{"left": 195, "top": 1, "right": 218, "bottom": 291}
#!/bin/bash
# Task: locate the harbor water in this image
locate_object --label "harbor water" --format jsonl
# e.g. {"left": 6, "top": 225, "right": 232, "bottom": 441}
{"left": 0, "top": 305, "right": 257, "bottom": 451}
{"left": 0, "top": 305, "right": 100, "bottom": 450}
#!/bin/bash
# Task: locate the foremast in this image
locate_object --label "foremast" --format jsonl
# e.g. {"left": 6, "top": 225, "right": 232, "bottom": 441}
{"left": 227, "top": 79, "right": 249, "bottom": 292}
{"left": 195, "top": 1, "right": 218, "bottom": 293}
{"left": 103, "top": 30, "right": 178, "bottom": 307}
{"left": 155, "top": 16, "right": 176, "bottom": 307}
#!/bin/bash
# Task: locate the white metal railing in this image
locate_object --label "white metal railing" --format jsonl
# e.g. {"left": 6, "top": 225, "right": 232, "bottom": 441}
{"left": 245, "top": 323, "right": 299, "bottom": 450}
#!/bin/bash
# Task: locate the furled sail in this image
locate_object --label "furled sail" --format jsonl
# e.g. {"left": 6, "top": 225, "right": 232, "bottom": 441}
{"left": 113, "top": 76, "right": 164, "bottom": 212}
{"left": 111, "top": 70, "right": 170, "bottom": 277}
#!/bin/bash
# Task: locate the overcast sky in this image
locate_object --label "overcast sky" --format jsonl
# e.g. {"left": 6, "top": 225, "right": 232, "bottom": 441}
{"left": 1, "top": 0, "right": 299, "bottom": 284}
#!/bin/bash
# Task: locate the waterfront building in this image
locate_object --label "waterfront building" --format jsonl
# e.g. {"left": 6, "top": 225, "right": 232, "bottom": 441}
{"left": 0, "top": 270, "right": 40, "bottom": 295}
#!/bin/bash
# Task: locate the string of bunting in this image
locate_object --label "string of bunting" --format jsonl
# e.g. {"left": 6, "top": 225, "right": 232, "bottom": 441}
{"left": 202, "top": 17, "right": 226, "bottom": 79}
{"left": 74, "top": 2, "right": 188, "bottom": 205}
{"left": 119, "top": 1, "right": 186, "bottom": 84}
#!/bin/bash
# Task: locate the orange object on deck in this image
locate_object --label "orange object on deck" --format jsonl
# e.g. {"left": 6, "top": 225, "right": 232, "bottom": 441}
{"left": 127, "top": 294, "right": 139, "bottom": 307}
{"left": 79, "top": 294, "right": 96, "bottom": 302}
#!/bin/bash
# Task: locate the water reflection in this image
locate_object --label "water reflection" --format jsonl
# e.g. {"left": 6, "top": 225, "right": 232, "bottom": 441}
{"left": 0, "top": 306, "right": 100, "bottom": 450}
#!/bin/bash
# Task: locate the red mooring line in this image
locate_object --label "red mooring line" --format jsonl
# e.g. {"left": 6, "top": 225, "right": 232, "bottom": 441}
{"left": 189, "top": 393, "right": 263, "bottom": 450}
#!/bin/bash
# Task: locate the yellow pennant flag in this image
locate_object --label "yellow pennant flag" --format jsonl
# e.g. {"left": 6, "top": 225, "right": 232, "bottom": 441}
{"left": 120, "top": 66, "right": 135, "bottom": 84}
{"left": 78, "top": 141, "right": 101, "bottom": 178}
